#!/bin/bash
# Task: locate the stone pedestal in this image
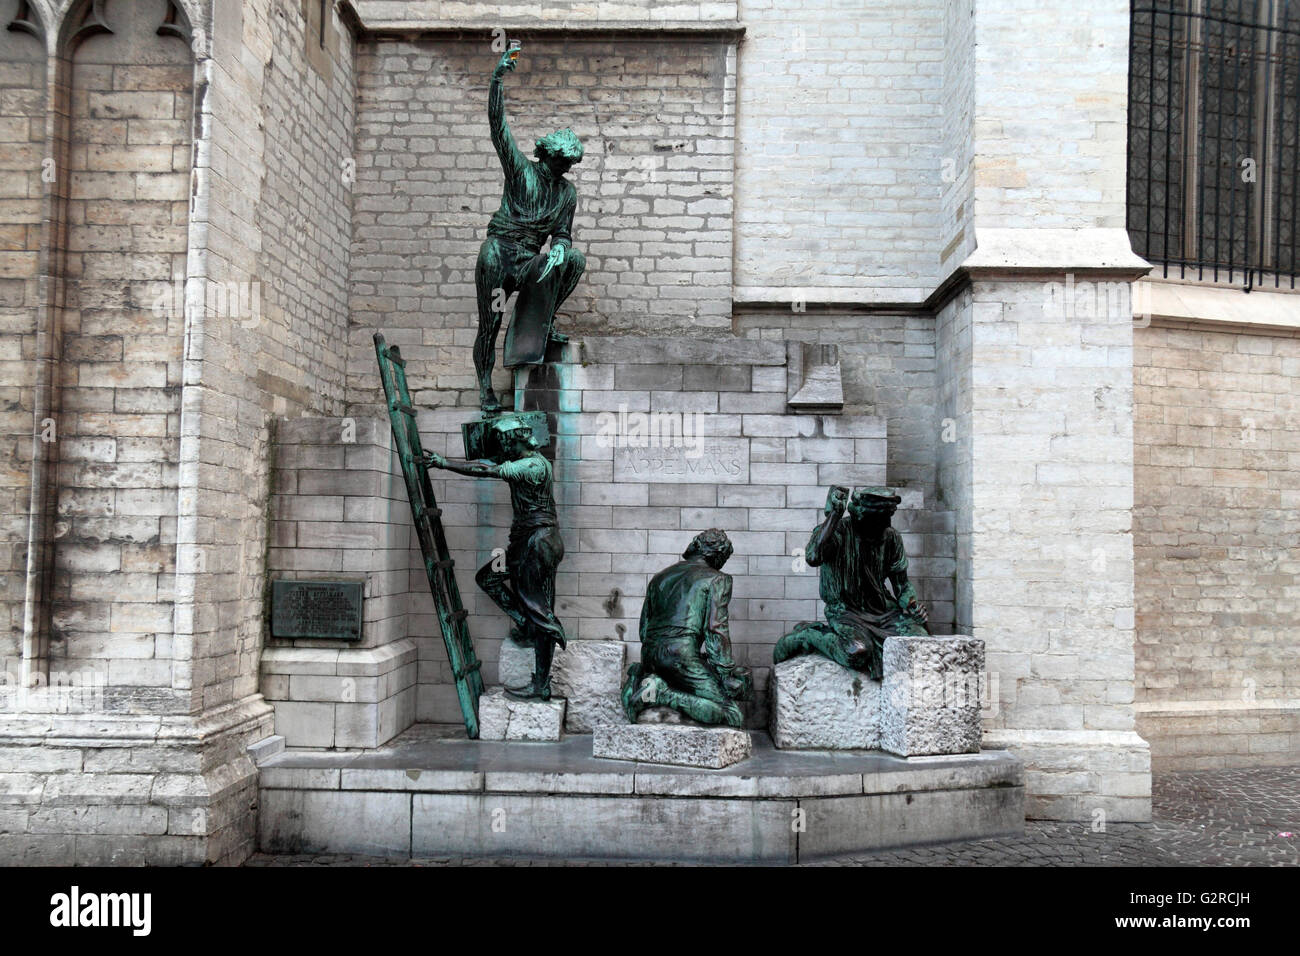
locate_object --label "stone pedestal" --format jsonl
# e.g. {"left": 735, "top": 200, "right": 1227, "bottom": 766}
{"left": 499, "top": 639, "right": 626, "bottom": 733}
{"left": 771, "top": 636, "right": 986, "bottom": 757}
{"left": 593, "top": 724, "right": 752, "bottom": 769}
{"left": 881, "top": 636, "right": 984, "bottom": 757}
{"left": 261, "top": 642, "right": 419, "bottom": 749}
{"left": 478, "top": 688, "right": 566, "bottom": 742}
{"left": 770, "top": 656, "right": 880, "bottom": 749}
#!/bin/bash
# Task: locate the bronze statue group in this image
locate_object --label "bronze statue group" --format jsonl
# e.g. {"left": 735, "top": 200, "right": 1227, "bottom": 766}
{"left": 423, "top": 46, "right": 929, "bottom": 728}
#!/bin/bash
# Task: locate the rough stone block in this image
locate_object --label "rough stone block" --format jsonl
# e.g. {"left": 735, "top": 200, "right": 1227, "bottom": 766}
{"left": 499, "top": 638, "right": 626, "bottom": 733}
{"left": 880, "top": 636, "right": 984, "bottom": 757}
{"left": 478, "top": 688, "right": 566, "bottom": 742}
{"left": 593, "top": 724, "right": 752, "bottom": 769}
{"left": 771, "top": 655, "right": 880, "bottom": 750}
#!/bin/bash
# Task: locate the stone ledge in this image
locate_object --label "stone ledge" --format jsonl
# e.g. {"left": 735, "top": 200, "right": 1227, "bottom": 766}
{"left": 257, "top": 725, "right": 1024, "bottom": 796}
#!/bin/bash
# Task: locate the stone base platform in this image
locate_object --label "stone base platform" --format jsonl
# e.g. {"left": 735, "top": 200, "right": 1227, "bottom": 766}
{"left": 256, "top": 724, "right": 1025, "bottom": 863}
{"left": 593, "top": 723, "right": 752, "bottom": 769}
{"left": 478, "top": 689, "right": 566, "bottom": 741}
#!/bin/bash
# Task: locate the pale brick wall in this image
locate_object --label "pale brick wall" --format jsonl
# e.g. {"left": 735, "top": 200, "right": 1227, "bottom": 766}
{"left": 1134, "top": 321, "right": 1300, "bottom": 770}
{"left": 46, "top": 0, "right": 193, "bottom": 710}
{"left": 938, "top": 0, "right": 973, "bottom": 274}
{"left": 935, "top": 286, "right": 973, "bottom": 634}
{"left": 0, "top": 5, "right": 47, "bottom": 665}
{"left": 731, "top": 309, "right": 955, "bottom": 632}
{"left": 347, "top": 34, "right": 736, "bottom": 410}
{"left": 187, "top": 0, "right": 356, "bottom": 716}
{"left": 957, "top": 276, "right": 1148, "bottom": 820}
{"left": 968, "top": 0, "right": 1130, "bottom": 230}
{"left": 391, "top": 339, "right": 927, "bottom": 731}
{"left": 734, "top": 0, "right": 945, "bottom": 304}
{"left": 355, "top": 0, "right": 740, "bottom": 22}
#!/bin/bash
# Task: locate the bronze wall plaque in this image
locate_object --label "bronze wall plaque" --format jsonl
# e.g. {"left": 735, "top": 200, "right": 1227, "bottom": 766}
{"left": 270, "top": 580, "right": 364, "bottom": 641}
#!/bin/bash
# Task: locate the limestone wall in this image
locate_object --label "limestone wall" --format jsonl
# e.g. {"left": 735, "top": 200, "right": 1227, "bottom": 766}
{"left": 733, "top": 0, "right": 945, "bottom": 304}
{"left": 1134, "top": 319, "right": 1300, "bottom": 770}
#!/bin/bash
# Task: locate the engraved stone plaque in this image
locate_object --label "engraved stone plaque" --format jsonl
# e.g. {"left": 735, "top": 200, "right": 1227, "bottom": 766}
{"left": 270, "top": 580, "right": 364, "bottom": 641}
{"left": 613, "top": 437, "right": 750, "bottom": 483}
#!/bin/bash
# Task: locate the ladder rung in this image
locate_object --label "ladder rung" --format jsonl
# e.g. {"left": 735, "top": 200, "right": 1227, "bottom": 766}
{"left": 387, "top": 351, "right": 406, "bottom": 368}
{"left": 449, "top": 608, "right": 468, "bottom": 623}
{"left": 432, "top": 558, "right": 454, "bottom": 571}
{"left": 452, "top": 659, "right": 483, "bottom": 680}
{"left": 391, "top": 401, "right": 416, "bottom": 415}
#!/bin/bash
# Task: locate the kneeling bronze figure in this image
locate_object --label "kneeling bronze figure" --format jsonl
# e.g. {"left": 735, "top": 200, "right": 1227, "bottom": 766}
{"left": 621, "top": 529, "right": 752, "bottom": 727}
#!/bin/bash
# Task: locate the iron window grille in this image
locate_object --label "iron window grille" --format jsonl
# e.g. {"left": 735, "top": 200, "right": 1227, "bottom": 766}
{"left": 1128, "top": 0, "right": 1299, "bottom": 290}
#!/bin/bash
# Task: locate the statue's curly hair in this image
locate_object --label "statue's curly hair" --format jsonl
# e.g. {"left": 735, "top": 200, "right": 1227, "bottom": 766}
{"left": 683, "top": 528, "right": 733, "bottom": 566}
{"left": 534, "top": 127, "right": 584, "bottom": 163}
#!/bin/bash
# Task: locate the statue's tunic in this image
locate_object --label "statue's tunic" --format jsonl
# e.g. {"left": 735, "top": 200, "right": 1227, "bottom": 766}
{"left": 492, "top": 453, "right": 565, "bottom": 650}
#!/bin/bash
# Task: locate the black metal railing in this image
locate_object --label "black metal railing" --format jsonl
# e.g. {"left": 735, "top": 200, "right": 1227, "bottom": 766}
{"left": 1128, "top": 1, "right": 1299, "bottom": 290}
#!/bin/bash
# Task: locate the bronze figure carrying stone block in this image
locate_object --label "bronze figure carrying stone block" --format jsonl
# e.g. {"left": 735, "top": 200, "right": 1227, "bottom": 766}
{"left": 774, "top": 487, "right": 929, "bottom": 680}
{"left": 620, "top": 529, "right": 753, "bottom": 727}
{"left": 427, "top": 415, "right": 566, "bottom": 700}
{"left": 474, "top": 44, "right": 586, "bottom": 413}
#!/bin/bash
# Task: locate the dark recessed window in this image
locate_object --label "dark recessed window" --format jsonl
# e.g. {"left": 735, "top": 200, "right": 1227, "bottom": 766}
{"left": 1127, "top": 0, "right": 1299, "bottom": 289}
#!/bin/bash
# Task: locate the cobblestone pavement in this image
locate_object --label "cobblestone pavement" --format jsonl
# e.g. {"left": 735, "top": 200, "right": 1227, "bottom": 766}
{"left": 246, "top": 766, "right": 1300, "bottom": 867}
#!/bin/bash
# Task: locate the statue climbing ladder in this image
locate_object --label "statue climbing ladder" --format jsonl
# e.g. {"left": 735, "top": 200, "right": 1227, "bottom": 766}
{"left": 373, "top": 333, "right": 484, "bottom": 738}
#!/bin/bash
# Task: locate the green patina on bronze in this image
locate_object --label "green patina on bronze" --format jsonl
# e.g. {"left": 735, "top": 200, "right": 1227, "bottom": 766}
{"left": 774, "top": 486, "right": 931, "bottom": 680}
{"left": 374, "top": 333, "right": 484, "bottom": 737}
{"left": 620, "top": 530, "right": 753, "bottom": 727}
{"left": 474, "top": 44, "right": 586, "bottom": 413}
{"left": 426, "top": 414, "right": 567, "bottom": 700}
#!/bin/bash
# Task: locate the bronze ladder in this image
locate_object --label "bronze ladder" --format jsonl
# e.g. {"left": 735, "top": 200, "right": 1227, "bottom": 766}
{"left": 373, "top": 333, "right": 484, "bottom": 738}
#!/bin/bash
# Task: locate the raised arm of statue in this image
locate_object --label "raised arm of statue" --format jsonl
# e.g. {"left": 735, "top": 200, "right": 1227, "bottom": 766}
{"left": 489, "top": 48, "right": 526, "bottom": 181}
{"left": 805, "top": 485, "right": 847, "bottom": 567}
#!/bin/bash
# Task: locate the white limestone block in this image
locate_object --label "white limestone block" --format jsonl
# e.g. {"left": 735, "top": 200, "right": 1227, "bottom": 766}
{"left": 592, "top": 724, "right": 752, "bottom": 769}
{"left": 477, "top": 688, "right": 566, "bottom": 742}
{"left": 880, "top": 635, "right": 984, "bottom": 757}
{"left": 770, "top": 655, "right": 880, "bottom": 750}
{"left": 498, "top": 638, "right": 626, "bottom": 733}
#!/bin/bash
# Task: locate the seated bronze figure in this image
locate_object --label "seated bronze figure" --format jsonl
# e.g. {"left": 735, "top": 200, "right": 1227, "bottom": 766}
{"left": 774, "top": 487, "right": 929, "bottom": 680}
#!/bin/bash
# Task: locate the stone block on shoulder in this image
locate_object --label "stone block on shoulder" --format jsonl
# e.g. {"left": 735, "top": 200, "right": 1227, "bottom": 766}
{"left": 478, "top": 688, "right": 565, "bottom": 742}
{"left": 880, "top": 635, "right": 984, "bottom": 757}
{"left": 592, "top": 724, "right": 752, "bottom": 769}
{"left": 770, "top": 655, "right": 880, "bottom": 750}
